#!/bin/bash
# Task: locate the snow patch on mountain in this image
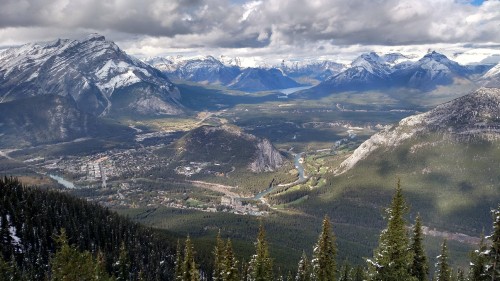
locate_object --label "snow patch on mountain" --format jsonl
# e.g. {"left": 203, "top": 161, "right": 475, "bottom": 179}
{"left": 335, "top": 87, "right": 500, "bottom": 174}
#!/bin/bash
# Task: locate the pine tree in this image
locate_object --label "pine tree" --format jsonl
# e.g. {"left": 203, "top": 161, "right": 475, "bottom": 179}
{"left": 339, "top": 262, "right": 351, "bottom": 281}
{"left": 222, "top": 239, "right": 239, "bottom": 281}
{"left": 456, "top": 268, "right": 466, "bottom": 281}
{"left": 213, "top": 230, "right": 225, "bottom": 281}
{"left": 367, "top": 179, "right": 416, "bottom": 281}
{"left": 248, "top": 222, "right": 273, "bottom": 281}
{"left": 435, "top": 240, "right": 451, "bottom": 281}
{"left": 485, "top": 205, "right": 500, "bottom": 281}
{"left": 114, "top": 242, "right": 130, "bottom": 281}
{"left": 49, "top": 229, "right": 96, "bottom": 281}
{"left": 175, "top": 239, "right": 183, "bottom": 281}
{"left": 351, "top": 266, "right": 365, "bottom": 281}
{"left": 469, "top": 234, "right": 488, "bottom": 281}
{"left": 182, "top": 235, "right": 200, "bottom": 281}
{"left": 311, "top": 216, "right": 336, "bottom": 281}
{"left": 410, "top": 214, "right": 429, "bottom": 281}
{"left": 296, "top": 251, "right": 311, "bottom": 281}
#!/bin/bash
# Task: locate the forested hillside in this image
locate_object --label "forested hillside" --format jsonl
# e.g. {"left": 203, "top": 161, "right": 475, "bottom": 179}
{"left": 0, "top": 177, "right": 176, "bottom": 280}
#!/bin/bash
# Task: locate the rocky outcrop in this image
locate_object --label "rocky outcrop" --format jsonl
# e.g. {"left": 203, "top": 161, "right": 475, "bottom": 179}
{"left": 249, "top": 139, "right": 285, "bottom": 172}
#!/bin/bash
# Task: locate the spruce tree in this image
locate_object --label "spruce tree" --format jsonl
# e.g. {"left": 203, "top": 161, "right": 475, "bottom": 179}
{"left": 296, "top": 251, "right": 311, "bottom": 281}
{"left": 182, "top": 235, "right": 200, "bottom": 281}
{"left": 175, "top": 239, "right": 183, "bottom": 281}
{"left": 410, "top": 214, "right": 429, "bottom": 281}
{"left": 311, "top": 216, "right": 336, "bottom": 281}
{"left": 351, "top": 266, "right": 365, "bottom": 281}
{"left": 222, "top": 239, "right": 239, "bottom": 281}
{"left": 485, "top": 205, "right": 500, "bottom": 281}
{"left": 213, "top": 230, "right": 225, "bottom": 281}
{"left": 367, "top": 179, "right": 416, "bottom": 281}
{"left": 248, "top": 222, "right": 273, "bottom": 281}
{"left": 115, "top": 242, "right": 130, "bottom": 281}
{"left": 456, "top": 268, "right": 466, "bottom": 281}
{"left": 469, "top": 234, "right": 488, "bottom": 281}
{"left": 435, "top": 240, "right": 451, "bottom": 281}
{"left": 339, "top": 262, "right": 351, "bottom": 281}
{"left": 49, "top": 229, "right": 96, "bottom": 281}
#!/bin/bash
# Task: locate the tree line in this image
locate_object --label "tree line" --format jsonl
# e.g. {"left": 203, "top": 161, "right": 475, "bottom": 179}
{"left": 173, "top": 180, "right": 500, "bottom": 281}
{"left": 0, "top": 176, "right": 176, "bottom": 280}
{"left": 2, "top": 176, "right": 500, "bottom": 280}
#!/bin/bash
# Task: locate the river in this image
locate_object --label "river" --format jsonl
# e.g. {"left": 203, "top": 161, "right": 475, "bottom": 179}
{"left": 49, "top": 174, "right": 76, "bottom": 189}
{"left": 253, "top": 152, "right": 306, "bottom": 200}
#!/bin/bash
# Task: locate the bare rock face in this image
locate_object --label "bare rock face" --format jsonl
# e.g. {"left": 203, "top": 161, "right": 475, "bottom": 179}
{"left": 249, "top": 139, "right": 285, "bottom": 172}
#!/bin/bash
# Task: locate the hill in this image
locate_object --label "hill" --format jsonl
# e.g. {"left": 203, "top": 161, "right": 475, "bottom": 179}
{"left": 0, "top": 177, "right": 177, "bottom": 279}
{"left": 171, "top": 124, "right": 285, "bottom": 173}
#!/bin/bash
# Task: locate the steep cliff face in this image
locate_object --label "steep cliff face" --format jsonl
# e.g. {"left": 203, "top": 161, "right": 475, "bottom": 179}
{"left": 249, "top": 139, "right": 285, "bottom": 172}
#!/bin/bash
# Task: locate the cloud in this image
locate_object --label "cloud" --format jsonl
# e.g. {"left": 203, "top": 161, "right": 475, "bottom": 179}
{"left": 0, "top": 0, "right": 499, "bottom": 58}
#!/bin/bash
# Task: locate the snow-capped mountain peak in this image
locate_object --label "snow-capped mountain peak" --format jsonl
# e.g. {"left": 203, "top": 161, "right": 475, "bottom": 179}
{"left": 0, "top": 34, "right": 182, "bottom": 116}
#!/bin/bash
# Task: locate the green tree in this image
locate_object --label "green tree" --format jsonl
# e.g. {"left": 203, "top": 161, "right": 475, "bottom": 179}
{"left": 50, "top": 229, "right": 95, "bottom": 281}
{"left": 469, "top": 234, "right": 488, "bottom": 281}
{"left": 213, "top": 230, "right": 225, "bottom": 281}
{"left": 248, "top": 222, "right": 273, "bottom": 281}
{"left": 435, "top": 240, "right": 451, "bottom": 281}
{"left": 368, "top": 179, "right": 416, "bottom": 281}
{"left": 114, "top": 242, "right": 130, "bottom": 281}
{"left": 351, "top": 266, "right": 365, "bottom": 281}
{"left": 456, "top": 268, "right": 466, "bottom": 281}
{"left": 182, "top": 236, "right": 200, "bottom": 281}
{"left": 175, "top": 239, "right": 183, "bottom": 281}
{"left": 410, "top": 214, "right": 429, "bottom": 281}
{"left": 339, "top": 262, "right": 351, "bottom": 281}
{"left": 311, "top": 216, "right": 336, "bottom": 281}
{"left": 485, "top": 206, "right": 500, "bottom": 281}
{"left": 296, "top": 251, "right": 311, "bottom": 281}
{"left": 222, "top": 239, "right": 239, "bottom": 281}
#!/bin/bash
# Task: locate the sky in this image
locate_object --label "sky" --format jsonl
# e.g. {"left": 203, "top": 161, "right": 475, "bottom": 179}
{"left": 0, "top": 0, "right": 500, "bottom": 66}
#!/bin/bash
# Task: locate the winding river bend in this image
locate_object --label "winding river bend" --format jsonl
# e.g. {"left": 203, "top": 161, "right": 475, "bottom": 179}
{"left": 252, "top": 152, "right": 307, "bottom": 200}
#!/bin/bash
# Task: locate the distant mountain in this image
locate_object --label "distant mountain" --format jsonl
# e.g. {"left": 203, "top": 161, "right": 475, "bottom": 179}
{"left": 279, "top": 60, "right": 346, "bottom": 82}
{"left": 0, "top": 34, "right": 183, "bottom": 117}
{"left": 391, "top": 51, "right": 474, "bottom": 90}
{"left": 312, "top": 52, "right": 392, "bottom": 92}
{"left": 305, "top": 51, "right": 488, "bottom": 95}
{"left": 173, "top": 125, "right": 285, "bottom": 172}
{"left": 148, "top": 55, "right": 241, "bottom": 85}
{"left": 147, "top": 56, "right": 301, "bottom": 92}
{"left": 480, "top": 63, "right": 500, "bottom": 87}
{"left": 227, "top": 67, "right": 301, "bottom": 92}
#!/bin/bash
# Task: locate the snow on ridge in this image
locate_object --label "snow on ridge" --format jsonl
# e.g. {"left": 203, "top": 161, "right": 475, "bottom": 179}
{"left": 335, "top": 87, "right": 500, "bottom": 175}
{"left": 334, "top": 112, "right": 429, "bottom": 175}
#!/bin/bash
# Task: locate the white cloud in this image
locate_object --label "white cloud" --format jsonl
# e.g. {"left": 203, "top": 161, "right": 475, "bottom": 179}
{"left": 0, "top": 0, "right": 498, "bottom": 62}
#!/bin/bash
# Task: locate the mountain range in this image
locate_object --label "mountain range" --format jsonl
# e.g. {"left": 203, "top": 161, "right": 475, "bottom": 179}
{"left": 146, "top": 55, "right": 301, "bottom": 92}
{"left": 309, "top": 51, "right": 495, "bottom": 95}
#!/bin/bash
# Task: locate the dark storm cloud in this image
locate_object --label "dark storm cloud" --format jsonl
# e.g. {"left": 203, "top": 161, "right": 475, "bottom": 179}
{"left": 0, "top": 0, "right": 499, "bottom": 49}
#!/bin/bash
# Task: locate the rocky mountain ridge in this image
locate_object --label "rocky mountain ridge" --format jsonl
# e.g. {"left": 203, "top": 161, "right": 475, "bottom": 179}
{"left": 0, "top": 34, "right": 182, "bottom": 117}
{"left": 335, "top": 87, "right": 500, "bottom": 174}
